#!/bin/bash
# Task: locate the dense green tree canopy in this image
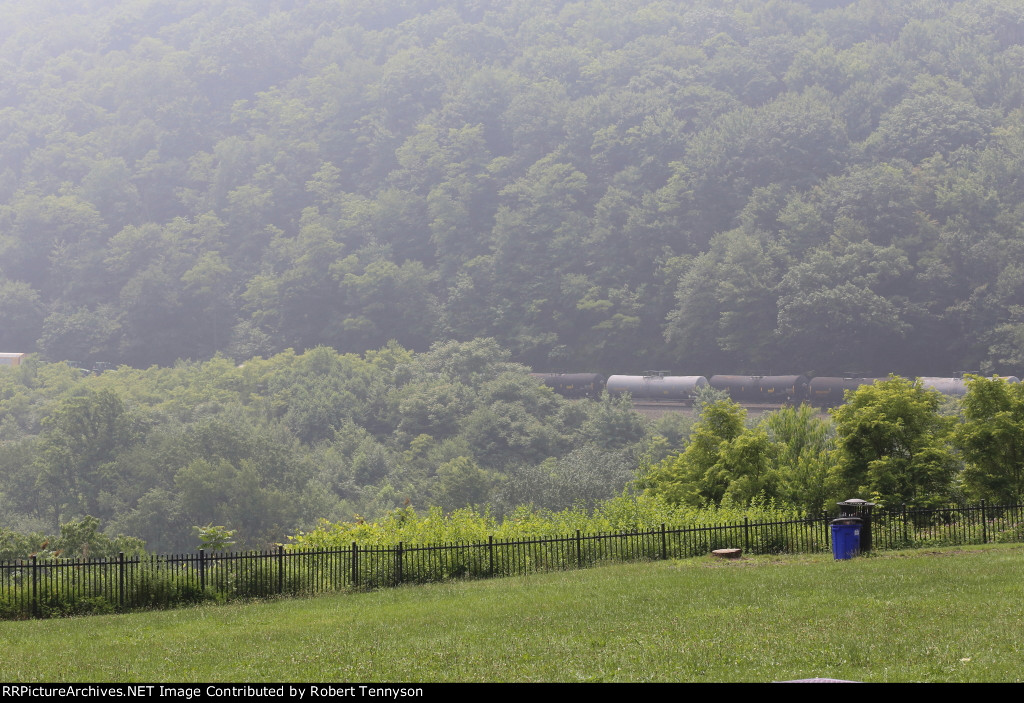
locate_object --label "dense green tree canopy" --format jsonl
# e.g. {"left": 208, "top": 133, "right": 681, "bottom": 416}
{"left": 831, "top": 375, "right": 957, "bottom": 508}
{"left": 954, "top": 375, "right": 1024, "bottom": 504}
{"left": 0, "top": 0, "right": 1021, "bottom": 378}
{"left": 0, "top": 344, "right": 650, "bottom": 550}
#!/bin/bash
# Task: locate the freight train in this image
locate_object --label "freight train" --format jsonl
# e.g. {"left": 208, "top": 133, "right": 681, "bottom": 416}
{"left": 532, "top": 371, "right": 1020, "bottom": 407}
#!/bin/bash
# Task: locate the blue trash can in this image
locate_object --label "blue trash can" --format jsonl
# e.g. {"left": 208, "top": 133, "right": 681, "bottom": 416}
{"left": 831, "top": 517, "right": 861, "bottom": 560}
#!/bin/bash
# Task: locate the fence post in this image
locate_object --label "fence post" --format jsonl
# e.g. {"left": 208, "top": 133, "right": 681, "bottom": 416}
{"left": 575, "top": 529, "right": 582, "bottom": 567}
{"left": 351, "top": 542, "right": 358, "bottom": 588}
{"left": 198, "top": 549, "right": 206, "bottom": 592}
{"left": 902, "top": 504, "right": 908, "bottom": 545}
{"left": 744, "top": 517, "right": 749, "bottom": 554}
{"left": 660, "top": 523, "right": 667, "bottom": 560}
{"left": 277, "top": 545, "right": 284, "bottom": 594}
{"left": 488, "top": 536, "right": 494, "bottom": 577}
{"left": 118, "top": 552, "right": 125, "bottom": 610}
{"left": 981, "top": 500, "right": 987, "bottom": 544}
{"left": 395, "top": 542, "right": 403, "bottom": 586}
{"left": 31, "top": 555, "right": 38, "bottom": 619}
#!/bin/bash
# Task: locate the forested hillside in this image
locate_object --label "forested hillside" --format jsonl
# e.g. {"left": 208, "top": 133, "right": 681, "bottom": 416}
{"left": 1, "top": 0, "right": 1023, "bottom": 375}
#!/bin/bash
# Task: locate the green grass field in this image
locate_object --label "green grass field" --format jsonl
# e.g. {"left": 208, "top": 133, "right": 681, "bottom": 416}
{"left": 2, "top": 544, "right": 1022, "bottom": 683}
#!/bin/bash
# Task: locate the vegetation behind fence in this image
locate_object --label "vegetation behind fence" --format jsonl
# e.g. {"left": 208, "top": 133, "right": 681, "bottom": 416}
{"left": 2, "top": 502, "right": 1021, "bottom": 620}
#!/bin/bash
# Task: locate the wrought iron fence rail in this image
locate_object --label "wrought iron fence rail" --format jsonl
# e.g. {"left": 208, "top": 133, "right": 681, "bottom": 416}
{"left": 1, "top": 501, "right": 1019, "bottom": 619}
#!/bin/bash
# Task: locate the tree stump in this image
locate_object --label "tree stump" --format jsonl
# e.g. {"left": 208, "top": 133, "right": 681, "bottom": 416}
{"left": 711, "top": 548, "right": 742, "bottom": 559}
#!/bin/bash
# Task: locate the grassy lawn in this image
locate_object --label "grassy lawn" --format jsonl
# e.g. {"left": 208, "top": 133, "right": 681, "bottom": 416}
{"left": 2, "top": 544, "right": 1022, "bottom": 683}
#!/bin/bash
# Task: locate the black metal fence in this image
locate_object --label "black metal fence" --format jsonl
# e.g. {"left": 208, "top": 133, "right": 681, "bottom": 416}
{"left": 869, "top": 501, "right": 1024, "bottom": 549}
{"left": 2, "top": 501, "right": 1020, "bottom": 620}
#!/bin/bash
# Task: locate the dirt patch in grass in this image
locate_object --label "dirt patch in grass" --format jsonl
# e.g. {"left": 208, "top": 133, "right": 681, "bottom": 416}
{"left": 678, "top": 553, "right": 827, "bottom": 569}
{"left": 870, "top": 544, "right": 1024, "bottom": 559}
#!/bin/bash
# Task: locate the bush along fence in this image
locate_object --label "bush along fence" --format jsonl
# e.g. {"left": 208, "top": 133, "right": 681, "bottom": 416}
{"left": 2, "top": 501, "right": 1022, "bottom": 619}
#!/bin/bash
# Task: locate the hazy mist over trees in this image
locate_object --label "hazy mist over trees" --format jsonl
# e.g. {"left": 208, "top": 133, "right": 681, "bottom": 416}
{"left": 0, "top": 0, "right": 1022, "bottom": 376}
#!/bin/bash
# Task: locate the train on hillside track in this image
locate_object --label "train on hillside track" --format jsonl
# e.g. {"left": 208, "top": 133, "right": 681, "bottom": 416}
{"left": 531, "top": 371, "right": 1021, "bottom": 407}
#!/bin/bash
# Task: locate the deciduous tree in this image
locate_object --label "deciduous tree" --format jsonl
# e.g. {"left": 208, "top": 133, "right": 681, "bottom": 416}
{"left": 831, "top": 376, "right": 956, "bottom": 508}
{"left": 954, "top": 375, "right": 1024, "bottom": 504}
